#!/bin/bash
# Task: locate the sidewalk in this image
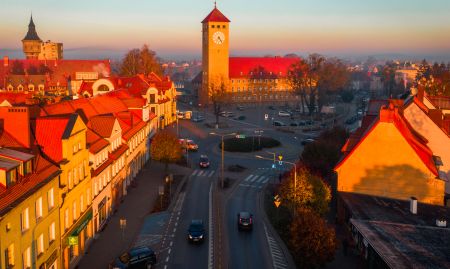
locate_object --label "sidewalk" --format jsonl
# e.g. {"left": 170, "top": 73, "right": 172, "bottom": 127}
{"left": 77, "top": 161, "right": 189, "bottom": 269}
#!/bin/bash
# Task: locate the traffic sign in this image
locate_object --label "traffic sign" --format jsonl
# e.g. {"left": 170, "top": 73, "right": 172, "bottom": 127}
{"left": 236, "top": 134, "right": 246, "bottom": 139}
{"left": 278, "top": 155, "right": 283, "bottom": 161}
{"left": 274, "top": 201, "right": 281, "bottom": 208}
{"left": 264, "top": 114, "right": 268, "bottom": 120}
{"left": 271, "top": 163, "right": 276, "bottom": 169}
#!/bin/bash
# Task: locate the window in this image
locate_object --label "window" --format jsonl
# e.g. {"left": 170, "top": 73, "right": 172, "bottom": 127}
{"left": 94, "top": 179, "right": 98, "bottom": 196}
{"left": 23, "top": 247, "right": 31, "bottom": 269}
{"left": 68, "top": 171, "right": 73, "bottom": 189}
{"left": 37, "top": 234, "right": 44, "bottom": 255}
{"left": 36, "top": 197, "right": 43, "bottom": 219}
{"left": 211, "top": 25, "right": 215, "bottom": 28}
{"left": 149, "top": 94, "right": 155, "bottom": 103}
{"left": 87, "top": 188, "right": 91, "bottom": 205}
{"left": 74, "top": 168, "right": 78, "bottom": 185}
{"left": 5, "top": 244, "right": 14, "bottom": 267}
{"left": 49, "top": 222, "right": 56, "bottom": 242}
{"left": 6, "top": 169, "right": 17, "bottom": 187}
{"left": 80, "top": 195, "right": 84, "bottom": 213}
{"left": 73, "top": 201, "right": 77, "bottom": 221}
{"left": 21, "top": 208, "right": 29, "bottom": 232}
{"left": 48, "top": 188, "right": 54, "bottom": 209}
{"left": 73, "top": 144, "right": 78, "bottom": 154}
{"left": 64, "top": 208, "right": 69, "bottom": 230}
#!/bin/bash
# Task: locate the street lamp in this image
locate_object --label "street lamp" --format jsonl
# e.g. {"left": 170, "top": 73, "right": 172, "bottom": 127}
{"left": 210, "top": 132, "right": 237, "bottom": 188}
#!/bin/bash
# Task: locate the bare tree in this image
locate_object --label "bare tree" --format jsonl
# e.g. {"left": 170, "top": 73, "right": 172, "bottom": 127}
{"left": 208, "top": 76, "right": 229, "bottom": 126}
{"left": 120, "top": 44, "right": 162, "bottom": 77}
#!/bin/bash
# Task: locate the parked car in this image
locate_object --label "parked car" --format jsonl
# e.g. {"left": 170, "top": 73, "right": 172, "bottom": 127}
{"left": 278, "top": 111, "right": 292, "bottom": 117}
{"left": 199, "top": 155, "right": 210, "bottom": 168}
{"left": 179, "top": 139, "right": 199, "bottom": 151}
{"left": 220, "top": 111, "right": 234, "bottom": 117}
{"left": 273, "top": 121, "right": 286, "bottom": 127}
{"left": 188, "top": 220, "right": 205, "bottom": 243}
{"left": 290, "top": 122, "right": 298, "bottom": 127}
{"left": 237, "top": 211, "right": 253, "bottom": 231}
{"left": 111, "top": 246, "right": 156, "bottom": 269}
{"left": 234, "top": 115, "right": 246, "bottom": 121}
{"left": 268, "top": 105, "right": 276, "bottom": 110}
{"left": 237, "top": 105, "right": 245, "bottom": 111}
{"left": 191, "top": 116, "right": 205, "bottom": 122}
{"left": 298, "top": 120, "right": 306, "bottom": 126}
{"left": 301, "top": 138, "right": 315, "bottom": 146}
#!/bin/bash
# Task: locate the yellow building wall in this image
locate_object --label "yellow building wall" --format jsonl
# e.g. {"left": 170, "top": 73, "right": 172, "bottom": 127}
{"left": 0, "top": 174, "right": 61, "bottom": 269}
{"left": 58, "top": 116, "right": 92, "bottom": 268}
{"left": 336, "top": 122, "right": 445, "bottom": 205}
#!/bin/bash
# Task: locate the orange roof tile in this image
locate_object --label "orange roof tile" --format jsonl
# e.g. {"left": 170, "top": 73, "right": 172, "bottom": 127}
{"left": 86, "top": 129, "right": 109, "bottom": 154}
{"left": 229, "top": 57, "right": 301, "bottom": 78}
{"left": 0, "top": 130, "right": 27, "bottom": 149}
{"left": 202, "top": 7, "right": 230, "bottom": 23}
{"left": 88, "top": 114, "right": 117, "bottom": 138}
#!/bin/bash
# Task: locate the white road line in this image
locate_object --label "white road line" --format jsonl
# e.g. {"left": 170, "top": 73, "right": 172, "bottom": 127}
{"left": 262, "top": 177, "right": 270, "bottom": 184}
{"left": 173, "top": 228, "right": 176, "bottom": 233}
{"left": 207, "top": 170, "right": 215, "bottom": 177}
{"left": 249, "top": 175, "right": 257, "bottom": 182}
{"left": 264, "top": 225, "right": 289, "bottom": 269}
{"left": 256, "top": 176, "right": 266, "bottom": 183}
{"left": 208, "top": 184, "right": 214, "bottom": 269}
{"left": 166, "top": 257, "right": 169, "bottom": 262}
{"left": 168, "top": 249, "right": 171, "bottom": 254}
{"left": 175, "top": 222, "right": 178, "bottom": 227}
{"left": 244, "top": 174, "right": 253, "bottom": 181}
{"left": 192, "top": 169, "right": 199, "bottom": 176}
{"left": 170, "top": 241, "right": 173, "bottom": 247}
{"left": 196, "top": 170, "right": 203, "bottom": 176}
{"left": 239, "top": 183, "right": 250, "bottom": 187}
{"left": 164, "top": 265, "right": 167, "bottom": 269}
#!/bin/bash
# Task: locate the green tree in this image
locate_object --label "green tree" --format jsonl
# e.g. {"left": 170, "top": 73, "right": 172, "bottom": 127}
{"left": 120, "top": 44, "right": 162, "bottom": 77}
{"left": 289, "top": 208, "right": 337, "bottom": 268}
{"left": 150, "top": 131, "right": 182, "bottom": 173}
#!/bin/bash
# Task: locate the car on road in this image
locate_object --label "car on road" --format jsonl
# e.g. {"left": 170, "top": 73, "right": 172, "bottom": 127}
{"left": 191, "top": 115, "right": 205, "bottom": 122}
{"left": 237, "top": 105, "right": 245, "bottom": 111}
{"left": 179, "top": 139, "right": 199, "bottom": 151}
{"left": 237, "top": 211, "right": 253, "bottom": 231}
{"left": 188, "top": 220, "right": 205, "bottom": 243}
{"left": 111, "top": 246, "right": 157, "bottom": 269}
{"left": 199, "top": 155, "right": 210, "bottom": 168}
{"left": 273, "top": 121, "right": 286, "bottom": 127}
{"left": 298, "top": 120, "right": 306, "bottom": 126}
{"left": 278, "top": 111, "right": 292, "bottom": 117}
{"left": 219, "top": 111, "right": 235, "bottom": 117}
{"left": 234, "top": 115, "right": 246, "bottom": 121}
{"left": 290, "top": 122, "right": 298, "bottom": 127}
{"left": 301, "top": 138, "right": 315, "bottom": 146}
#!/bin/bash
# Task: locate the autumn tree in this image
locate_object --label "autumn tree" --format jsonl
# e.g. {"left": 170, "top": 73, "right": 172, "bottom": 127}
{"left": 300, "top": 126, "right": 349, "bottom": 179}
{"left": 278, "top": 165, "right": 331, "bottom": 216}
{"left": 289, "top": 208, "right": 337, "bottom": 268}
{"left": 120, "top": 44, "right": 162, "bottom": 77}
{"left": 208, "top": 76, "right": 230, "bottom": 126}
{"left": 416, "top": 60, "right": 450, "bottom": 96}
{"left": 150, "top": 131, "right": 182, "bottom": 173}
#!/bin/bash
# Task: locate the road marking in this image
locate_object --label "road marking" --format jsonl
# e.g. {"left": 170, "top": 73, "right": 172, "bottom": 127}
{"left": 197, "top": 170, "right": 204, "bottom": 176}
{"left": 168, "top": 248, "right": 171, "bottom": 254}
{"left": 164, "top": 265, "right": 167, "bottom": 269}
{"left": 262, "top": 177, "right": 270, "bottom": 184}
{"left": 173, "top": 192, "right": 186, "bottom": 212}
{"left": 249, "top": 175, "right": 257, "bottom": 182}
{"left": 208, "top": 184, "right": 214, "bottom": 269}
{"left": 173, "top": 228, "right": 176, "bottom": 233}
{"left": 175, "top": 222, "right": 178, "bottom": 227}
{"left": 257, "top": 176, "right": 266, "bottom": 183}
{"left": 192, "top": 169, "right": 199, "bottom": 176}
{"left": 207, "top": 170, "right": 215, "bottom": 177}
{"left": 244, "top": 174, "right": 253, "bottom": 181}
{"left": 166, "top": 257, "right": 169, "bottom": 262}
{"left": 170, "top": 241, "right": 173, "bottom": 247}
{"left": 264, "top": 225, "right": 289, "bottom": 269}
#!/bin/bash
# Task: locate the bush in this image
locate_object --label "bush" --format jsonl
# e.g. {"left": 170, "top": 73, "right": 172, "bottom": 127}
{"left": 221, "top": 136, "right": 281, "bottom": 152}
{"left": 340, "top": 90, "right": 354, "bottom": 103}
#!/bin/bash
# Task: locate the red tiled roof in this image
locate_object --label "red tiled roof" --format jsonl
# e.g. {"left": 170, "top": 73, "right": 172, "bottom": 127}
{"left": 336, "top": 105, "right": 438, "bottom": 176}
{"left": 229, "top": 57, "right": 300, "bottom": 78}
{"left": 0, "top": 92, "right": 32, "bottom": 105}
{"left": 88, "top": 115, "right": 117, "bottom": 138}
{"left": 202, "top": 7, "right": 230, "bottom": 23}
{"left": 0, "top": 130, "right": 27, "bottom": 149}
{"left": 86, "top": 129, "right": 109, "bottom": 154}
{"left": 109, "top": 144, "right": 128, "bottom": 160}
{"left": 70, "top": 98, "right": 99, "bottom": 119}
{"left": 34, "top": 116, "right": 71, "bottom": 163}
{"left": 40, "top": 101, "right": 74, "bottom": 116}
{"left": 121, "top": 98, "right": 146, "bottom": 108}
{"left": 0, "top": 153, "right": 60, "bottom": 215}
{"left": 428, "top": 96, "right": 450, "bottom": 110}
{"left": 78, "top": 81, "right": 94, "bottom": 96}
{"left": 88, "top": 95, "right": 128, "bottom": 115}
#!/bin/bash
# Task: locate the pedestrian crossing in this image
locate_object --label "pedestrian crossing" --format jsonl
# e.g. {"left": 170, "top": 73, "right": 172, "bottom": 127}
{"left": 264, "top": 225, "right": 289, "bottom": 269}
{"left": 191, "top": 169, "right": 215, "bottom": 178}
{"left": 239, "top": 174, "right": 271, "bottom": 189}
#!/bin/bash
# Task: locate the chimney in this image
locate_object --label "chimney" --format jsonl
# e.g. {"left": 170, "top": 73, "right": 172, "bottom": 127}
{"left": 3, "top": 56, "right": 8, "bottom": 67}
{"left": 0, "top": 106, "right": 31, "bottom": 148}
{"left": 410, "top": 197, "right": 417, "bottom": 214}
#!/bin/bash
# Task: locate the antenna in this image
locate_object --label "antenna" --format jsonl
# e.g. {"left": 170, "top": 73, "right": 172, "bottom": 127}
{"left": 214, "top": 0, "right": 217, "bottom": 8}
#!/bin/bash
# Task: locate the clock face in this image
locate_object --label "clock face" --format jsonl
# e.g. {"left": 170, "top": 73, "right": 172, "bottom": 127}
{"left": 212, "top": 31, "right": 225, "bottom": 45}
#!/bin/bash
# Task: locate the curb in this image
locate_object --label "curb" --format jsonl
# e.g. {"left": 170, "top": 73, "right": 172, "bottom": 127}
{"left": 258, "top": 185, "right": 297, "bottom": 269}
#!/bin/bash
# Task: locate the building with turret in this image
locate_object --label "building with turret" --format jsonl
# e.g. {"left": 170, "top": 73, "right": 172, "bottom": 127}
{"left": 22, "top": 15, "right": 63, "bottom": 60}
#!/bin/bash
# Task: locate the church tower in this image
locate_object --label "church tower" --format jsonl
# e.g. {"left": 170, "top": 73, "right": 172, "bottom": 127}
{"left": 200, "top": 4, "right": 230, "bottom": 105}
{"left": 22, "top": 15, "right": 42, "bottom": 59}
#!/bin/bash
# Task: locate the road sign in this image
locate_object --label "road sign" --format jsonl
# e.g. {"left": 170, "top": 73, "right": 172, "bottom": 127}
{"left": 236, "top": 134, "right": 246, "bottom": 139}
{"left": 278, "top": 155, "right": 283, "bottom": 161}
{"left": 278, "top": 161, "right": 283, "bottom": 165}
{"left": 264, "top": 114, "right": 268, "bottom": 120}
{"left": 271, "top": 163, "right": 276, "bottom": 169}
{"left": 274, "top": 201, "right": 281, "bottom": 208}
{"left": 68, "top": 236, "right": 78, "bottom": 246}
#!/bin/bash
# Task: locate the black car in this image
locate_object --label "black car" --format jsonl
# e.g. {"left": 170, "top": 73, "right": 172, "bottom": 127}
{"left": 237, "top": 211, "right": 253, "bottom": 230}
{"left": 188, "top": 220, "right": 205, "bottom": 243}
{"left": 273, "top": 121, "right": 286, "bottom": 127}
{"left": 268, "top": 105, "right": 276, "bottom": 110}
{"left": 111, "top": 246, "right": 156, "bottom": 269}
{"left": 199, "top": 155, "right": 210, "bottom": 168}
{"left": 301, "top": 138, "right": 315, "bottom": 146}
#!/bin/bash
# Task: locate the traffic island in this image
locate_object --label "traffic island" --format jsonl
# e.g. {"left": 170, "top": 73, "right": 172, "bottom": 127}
{"left": 221, "top": 136, "right": 281, "bottom": 152}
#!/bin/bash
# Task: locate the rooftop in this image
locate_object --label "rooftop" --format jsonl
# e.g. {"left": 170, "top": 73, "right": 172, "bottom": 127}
{"left": 0, "top": 147, "right": 34, "bottom": 162}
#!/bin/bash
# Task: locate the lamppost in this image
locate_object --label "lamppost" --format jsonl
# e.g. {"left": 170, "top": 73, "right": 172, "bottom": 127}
{"left": 209, "top": 132, "right": 237, "bottom": 188}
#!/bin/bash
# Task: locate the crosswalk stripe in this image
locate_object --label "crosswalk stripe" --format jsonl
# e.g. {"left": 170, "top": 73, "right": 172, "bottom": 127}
{"left": 244, "top": 175, "right": 253, "bottom": 181}
{"left": 257, "top": 176, "right": 265, "bottom": 183}
{"left": 249, "top": 176, "right": 257, "bottom": 182}
{"left": 198, "top": 170, "right": 204, "bottom": 176}
{"left": 207, "top": 171, "right": 215, "bottom": 177}
{"left": 262, "top": 178, "right": 270, "bottom": 184}
{"left": 192, "top": 170, "right": 199, "bottom": 176}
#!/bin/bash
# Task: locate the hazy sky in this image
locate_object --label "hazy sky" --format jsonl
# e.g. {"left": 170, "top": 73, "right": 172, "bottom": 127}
{"left": 1, "top": 0, "right": 450, "bottom": 59}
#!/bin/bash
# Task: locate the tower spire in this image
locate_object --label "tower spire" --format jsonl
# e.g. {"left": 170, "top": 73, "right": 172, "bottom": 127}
{"left": 214, "top": 1, "right": 217, "bottom": 8}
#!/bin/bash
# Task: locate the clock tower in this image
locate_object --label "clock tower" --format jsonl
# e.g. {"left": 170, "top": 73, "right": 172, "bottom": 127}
{"left": 200, "top": 4, "right": 230, "bottom": 105}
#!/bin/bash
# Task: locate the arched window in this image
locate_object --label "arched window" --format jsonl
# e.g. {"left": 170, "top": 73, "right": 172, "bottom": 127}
{"left": 97, "top": 84, "right": 109, "bottom": 91}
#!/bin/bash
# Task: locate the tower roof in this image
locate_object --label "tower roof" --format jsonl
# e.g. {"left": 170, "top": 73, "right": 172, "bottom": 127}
{"left": 202, "top": 7, "right": 230, "bottom": 23}
{"left": 22, "top": 15, "right": 41, "bottom": 41}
